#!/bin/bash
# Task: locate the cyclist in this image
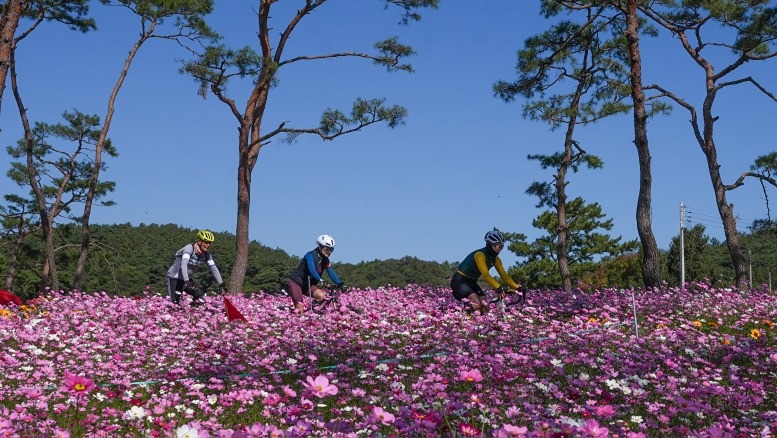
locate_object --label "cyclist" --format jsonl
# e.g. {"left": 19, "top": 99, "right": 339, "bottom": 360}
{"left": 166, "top": 229, "right": 225, "bottom": 306}
{"left": 451, "top": 230, "right": 520, "bottom": 315}
{"left": 287, "top": 234, "right": 344, "bottom": 314}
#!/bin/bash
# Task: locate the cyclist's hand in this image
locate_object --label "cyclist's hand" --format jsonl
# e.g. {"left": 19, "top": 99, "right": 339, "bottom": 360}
{"left": 495, "top": 286, "right": 508, "bottom": 300}
{"left": 320, "top": 281, "right": 333, "bottom": 291}
{"left": 184, "top": 281, "right": 199, "bottom": 293}
{"left": 218, "top": 283, "right": 227, "bottom": 295}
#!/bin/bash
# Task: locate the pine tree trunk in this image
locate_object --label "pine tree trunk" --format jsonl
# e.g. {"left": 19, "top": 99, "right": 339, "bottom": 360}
{"left": 625, "top": 0, "right": 660, "bottom": 287}
{"left": 230, "top": 151, "right": 252, "bottom": 293}
{"left": 702, "top": 130, "right": 748, "bottom": 288}
{"left": 0, "top": 0, "right": 23, "bottom": 120}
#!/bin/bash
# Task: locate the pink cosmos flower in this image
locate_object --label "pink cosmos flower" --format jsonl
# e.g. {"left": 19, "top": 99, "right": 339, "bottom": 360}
{"left": 458, "top": 423, "right": 481, "bottom": 437}
{"left": 505, "top": 406, "right": 520, "bottom": 418}
{"left": 62, "top": 372, "right": 96, "bottom": 395}
{"left": 300, "top": 398, "right": 314, "bottom": 411}
{"left": 494, "top": 424, "right": 528, "bottom": 437}
{"left": 595, "top": 404, "right": 616, "bottom": 418}
{"left": 303, "top": 375, "right": 338, "bottom": 398}
{"left": 282, "top": 385, "right": 296, "bottom": 397}
{"left": 370, "top": 406, "right": 396, "bottom": 425}
{"left": 580, "top": 419, "right": 609, "bottom": 437}
{"left": 460, "top": 368, "right": 483, "bottom": 382}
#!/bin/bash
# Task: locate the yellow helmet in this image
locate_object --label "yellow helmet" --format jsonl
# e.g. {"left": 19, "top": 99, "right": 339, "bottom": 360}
{"left": 196, "top": 229, "right": 215, "bottom": 243}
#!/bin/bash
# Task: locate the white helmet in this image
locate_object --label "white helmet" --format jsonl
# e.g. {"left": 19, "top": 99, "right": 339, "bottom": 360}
{"left": 316, "top": 234, "right": 335, "bottom": 249}
{"left": 485, "top": 230, "right": 505, "bottom": 245}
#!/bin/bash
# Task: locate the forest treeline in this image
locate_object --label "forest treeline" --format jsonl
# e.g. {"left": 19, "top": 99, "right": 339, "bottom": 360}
{"left": 0, "top": 223, "right": 457, "bottom": 300}
{"left": 2, "top": 1, "right": 777, "bottom": 295}
{"left": 1, "top": 222, "right": 775, "bottom": 301}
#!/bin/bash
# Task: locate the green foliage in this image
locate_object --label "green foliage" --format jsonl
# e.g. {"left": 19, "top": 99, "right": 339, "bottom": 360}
{"left": 373, "top": 36, "right": 416, "bottom": 72}
{"left": 334, "top": 256, "right": 456, "bottom": 288}
{"left": 180, "top": 44, "right": 264, "bottom": 98}
{"left": 493, "top": 12, "right": 634, "bottom": 126}
{"left": 99, "top": 0, "right": 216, "bottom": 38}
{"left": 15, "top": 0, "right": 96, "bottom": 33}
{"left": 666, "top": 224, "right": 717, "bottom": 285}
{"left": 5, "top": 110, "right": 118, "bottom": 222}
{"left": 0, "top": 223, "right": 456, "bottom": 299}
{"left": 659, "top": 222, "right": 777, "bottom": 288}
{"left": 319, "top": 98, "right": 408, "bottom": 137}
{"left": 506, "top": 197, "right": 640, "bottom": 289}
{"left": 654, "top": 0, "right": 777, "bottom": 55}
{"left": 383, "top": 0, "right": 440, "bottom": 24}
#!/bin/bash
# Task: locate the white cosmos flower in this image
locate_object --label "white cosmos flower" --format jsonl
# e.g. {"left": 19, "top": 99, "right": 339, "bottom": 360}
{"left": 125, "top": 406, "right": 146, "bottom": 420}
{"left": 176, "top": 424, "right": 199, "bottom": 438}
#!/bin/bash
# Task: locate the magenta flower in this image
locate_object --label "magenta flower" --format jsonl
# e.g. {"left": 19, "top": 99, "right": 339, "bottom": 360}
{"left": 580, "top": 419, "right": 609, "bottom": 437}
{"left": 460, "top": 368, "right": 483, "bottom": 382}
{"left": 370, "top": 406, "right": 396, "bottom": 425}
{"left": 595, "top": 404, "right": 616, "bottom": 418}
{"left": 505, "top": 406, "right": 520, "bottom": 418}
{"left": 458, "top": 422, "right": 481, "bottom": 437}
{"left": 302, "top": 375, "right": 338, "bottom": 398}
{"left": 62, "top": 372, "right": 95, "bottom": 395}
{"left": 495, "top": 424, "right": 528, "bottom": 437}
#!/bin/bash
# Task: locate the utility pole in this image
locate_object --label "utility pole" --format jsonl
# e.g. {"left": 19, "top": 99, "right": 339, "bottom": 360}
{"left": 680, "top": 202, "right": 685, "bottom": 287}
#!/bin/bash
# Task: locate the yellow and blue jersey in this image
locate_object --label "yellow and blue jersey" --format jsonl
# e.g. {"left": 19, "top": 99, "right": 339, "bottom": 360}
{"left": 457, "top": 246, "right": 519, "bottom": 290}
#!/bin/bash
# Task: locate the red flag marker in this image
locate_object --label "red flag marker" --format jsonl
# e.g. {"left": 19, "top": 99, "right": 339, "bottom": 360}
{"left": 223, "top": 296, "right": 247, "bottom": 322}
{"left": 0, "top": 290, "right": 23, "bottom": 306}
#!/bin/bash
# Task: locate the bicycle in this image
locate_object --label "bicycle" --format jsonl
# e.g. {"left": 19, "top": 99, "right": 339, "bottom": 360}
{"left": 489, "top": 288, "right": 527, "bottom": 311}
{"left": 173, "top": 280, "right": 225, "bottom": 309}
{"left": 309, "top": 280, "right": 364, "bottom": 315}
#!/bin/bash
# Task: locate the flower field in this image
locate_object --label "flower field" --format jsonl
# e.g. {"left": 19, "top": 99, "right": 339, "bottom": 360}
{"left": 1, "top": 284, "right": 776, "bottom": 437}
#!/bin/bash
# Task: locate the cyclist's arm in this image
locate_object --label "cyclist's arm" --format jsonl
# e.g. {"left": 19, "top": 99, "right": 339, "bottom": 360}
{"left": 474, "top": 251, "right": 500, "bottom": 289}
{"left": 495, "top": 257, "right": 520, "bottom": 290}
{"left": 325, "top": 265, "right": 342, "bottom": 286}
{"left": 305, "top": 252, "right": 322, "bottom": 282}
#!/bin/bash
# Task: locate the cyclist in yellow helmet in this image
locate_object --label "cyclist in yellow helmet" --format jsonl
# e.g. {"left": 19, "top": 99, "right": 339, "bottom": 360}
{"left": 166, "top": 229, "right": 225, "bottom": 306}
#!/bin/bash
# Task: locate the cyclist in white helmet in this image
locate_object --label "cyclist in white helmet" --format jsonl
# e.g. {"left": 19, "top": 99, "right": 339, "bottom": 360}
{"left": 451, "top": 230, "right": 520, "bottom": 315}
{"left": 287, "top": 234, "right": 344, "bottom": 314}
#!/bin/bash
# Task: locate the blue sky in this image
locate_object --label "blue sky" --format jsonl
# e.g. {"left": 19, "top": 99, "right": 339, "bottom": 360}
{"left": 2, "top": 1, "right": 776, "bottom": 268}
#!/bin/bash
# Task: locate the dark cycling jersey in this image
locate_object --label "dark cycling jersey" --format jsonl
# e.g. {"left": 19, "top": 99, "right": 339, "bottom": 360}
{"left": 289, "top": 248, "right": 342, "bottom": 287}
{"left": 456, "top": 246, "right": 519, "bottom": 290}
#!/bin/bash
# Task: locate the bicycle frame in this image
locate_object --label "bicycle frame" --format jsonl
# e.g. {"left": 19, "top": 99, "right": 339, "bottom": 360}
{"left": 489, "top": 289, "right": 527, "bottom": 309}
{"left": 312, "top": 286, "right": 342, "bottom": 314}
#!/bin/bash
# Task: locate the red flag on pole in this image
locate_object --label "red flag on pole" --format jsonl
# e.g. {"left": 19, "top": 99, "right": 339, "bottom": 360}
{"left": 0, "top": 290, "right": 23, "bottom": 306}
{"left": 223, "top": 296, "right": 247, "bottom": 322}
